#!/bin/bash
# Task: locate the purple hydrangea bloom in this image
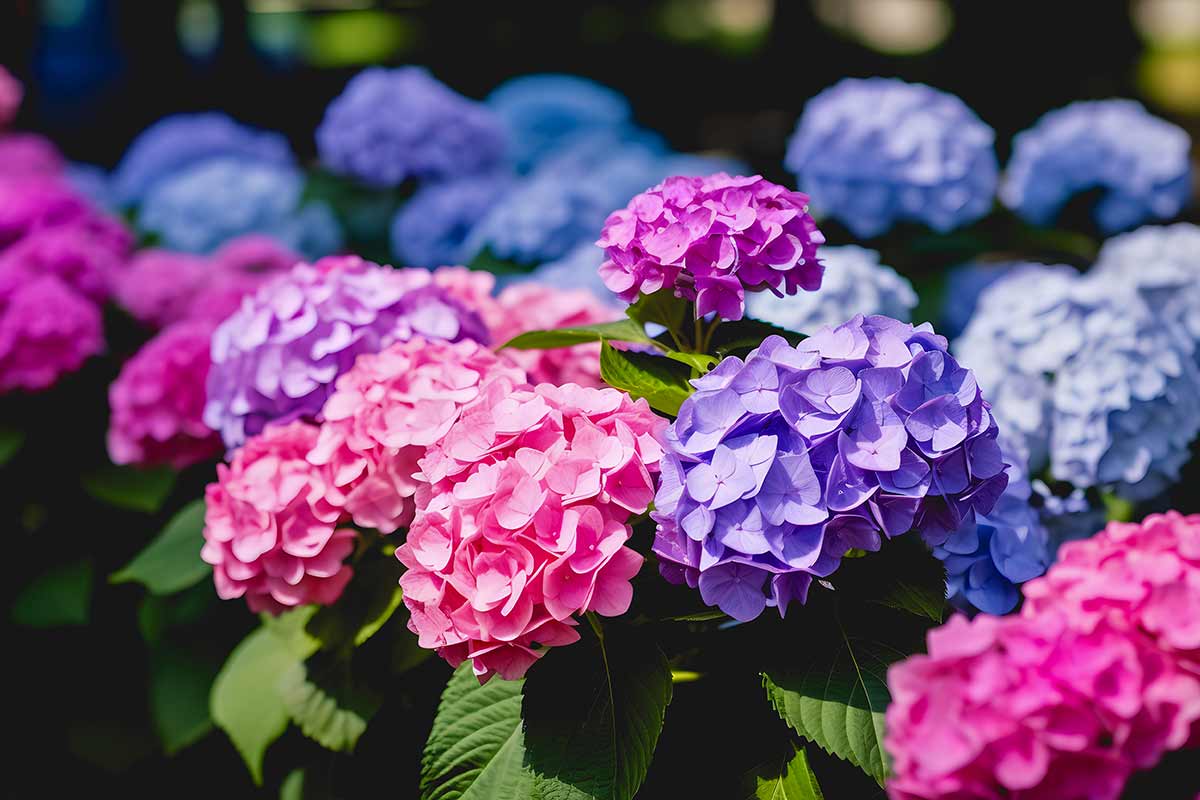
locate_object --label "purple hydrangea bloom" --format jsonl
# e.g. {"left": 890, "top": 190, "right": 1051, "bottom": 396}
{"left": 137, "top": 157, "right": 343, "bottom": 257}
{"left": 113, "top": 113, "right": 295, "bottom": 207}
{"left": 652, "top": 315, "right": 1005, "bottom": 621}
{"left": 1001, "top": 100, "right": 1191, "bottom": 233}
{"left": 746, "top": 245, "right": 915, "bottom": 333}
{"left": 486, "top": 73, "right": 632, "bottom": 173}
{"left": 598, "top": 173, "right": 824, "bottom": 321}
{"left": 785, "top": 78, "right": 998, "bottom": 238}
{"left": 390, "top": 173, "right": 513, "bottom": 267}
{"left": 955, "top": 262, "right": 1200, "bottom": 501}
{"left": 203, "top": 256, "right": 489, "bottom": 449}
{"left": 317, "top": 67, "right": 507, "bottom": 188}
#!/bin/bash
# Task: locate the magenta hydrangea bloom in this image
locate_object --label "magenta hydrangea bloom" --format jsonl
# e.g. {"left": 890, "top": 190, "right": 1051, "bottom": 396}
{"left": 308, "top": 336, "right": 526, "bottom": 534}
{"left": 597, "top": 173, "right": 824, "bottom": 320}
{"left": 885, "top": 611, "right": 1200, "bottom": 800}
{"left": 1023, "top": 511, "right": 1200, "bottom": 672}
{"left": 107, "top": 320, "right": 222, "bottom": 469}
{"left": 0, "top": 176, "right": 96, "bottom": 250}
{"left": 0, "top": 274, "right": 103, "bottom": 393}
{"left": 0, "top": 215, "right": 132, "bottom": 303}
{"left": 398, "top": 382, "right": 665, "bottom": 682}
{"left": 492, "top": 283, "right": 619, "bottom": 388}
{"left": 204, "top": 257, "right": 489, "bottom": 449}
{"left": 0, "top": 66, "right": 22, "bottom": 128}
{"left": 0, "top": 133, "right": 64, "bottom": 177}
{"left": 202, "top": 420, "right": 356, "bottom": 614}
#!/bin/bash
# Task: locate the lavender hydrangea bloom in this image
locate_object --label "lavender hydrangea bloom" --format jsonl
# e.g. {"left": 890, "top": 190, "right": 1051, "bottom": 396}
{"left": 486, "top": 74, "right": 632, "bottom": 172}
{"left": 390, "top": 173, "right": 512, "bottom": 267}
{"left": 746, "top": 246, "right": 915, "bottom": 333}
{"left": 1001, "top": 100, "right": 1192, "bottom": 233}
{"left": 786, "top": 78, "right": 998, "bottom": 238}
{"left": 955, "top": 263, "right": 1200, "bottom": 500}
{"left": 113, "top": 113, "right": 294, "bottom": 207}
{"left": 203, "top": 257, "right": 489, "bottom": 448}
{"left": 317, "top": 67, "right": 507, "bottom": 188}
{"left": 652, "top": 315, "right": 1006, "bottom": 621}
{"left": 138, "top": 158, "right": 343, "bottom": 257}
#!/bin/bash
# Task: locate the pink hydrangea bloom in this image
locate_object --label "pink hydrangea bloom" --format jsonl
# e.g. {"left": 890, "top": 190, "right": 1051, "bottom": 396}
{"left": 1023, "top": 511, "right": 1200, "bottom": 674}
{"left": 0, "top": 133, "right": 64, "bottom": 177}
{"left": 0, "top": 176, "right": 94, "bottom": 250}
{"left": 308, "top": 336, "right": 526, "bottom": 534}
{"left": 0, "top": 216, "right": 131, "bottom": 303}
{"left": 886, "top": 612, "right": 1200, "bottom": 800}
{"left": 0, "top": 274, "right": 103, "bottom": 392}
{"left": 597, "top": 173, "right": 824, "bottom": 320}
{"left": 0, "top": 66, "right": 21, "bottom": 129}
{"left": 429, "top": 265, "right": 505, "bottom": 328}
{"left": 107, "top": 320, "right": 221, "bottom": 469}
{"left": 492, "top": 283, "right": 619, "bottom": 388}
{"left": 202, "top": 420, "right": 356, "bottom": 614}
{"left": 113, "top": 248, "right": 210, "bottom": 327}
{"left": 398, "top": 382, "right": 665, "bottom": 682}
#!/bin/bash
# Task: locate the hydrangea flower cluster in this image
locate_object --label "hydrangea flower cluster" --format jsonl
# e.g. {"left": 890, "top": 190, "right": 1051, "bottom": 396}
{"left": 491, "top": 282, "right": 619, "bottom": 387}
{"left": 1023, "top": 511, "right": 1200, "bottom": 672}
{"left": 317, "top": 67, "right": 507, "bottom": 188}
{"left": 486, "top": 73, "right": 632, "bottom": 172}
{"left": 0, "top": 65, "right": 21, "bottom": 128}
{"left": 0, "top": 214, "right": 131, "bottom": 304}
{"left": 204, "top": 257, "right": 489, "bottom": 449}
{"left": 0, "top": 176, "right": 95, "bottom": 249}
{"left": 786, "top": 78, "right": 998, "bottom": 238}
{"left": 521, "top": 241, "right": 613, "bottom": 303}
{"left": 1001, "top": 100, "right": 1192, "bottom": 233}
{"left": 955, "top": 263, "right": 1200, "bottom": 500}
{"left": 114, "top": 235, "right": 299, "bottom": 329}
{"left": 0, "top": 133, "right": 65, "bottom": 177}
{"left": 0, "top": 274, "right": 103, "bottom": 392}
{"left": 202, "top": 420, "right": 356, "bottom": 614}
{"left": 746, "top": 245, "right": 915, "bottom": 333}
{"left": 937, "top": 261, "right": 1019, "bottom": 339}
{"left": 1093, "top": 223, "right": 1200, "bottom": 346}
{"left": 653, "top": 316, "right": 1005, "bottom": 621}
{"left": 137, "top": 157, "right": 343, "bottom": 257}
{"left": 398, "top": 382, "right": 665, "bottom": 682}
{"left": 107, "top": 320, "right": 221, "bottom": 469}
{"left": 885, "top": 610, "right": 1200, "bottom": 800}
{"left": 598, "top": 173, "right": 824, "bottom": 321}
{"left": 307, "top": 337, "right": 526, "bottom": 534}
{"left": 389, "top": 173, "right": 512, "bottom": 268}
{"left": 112, "top": 112, "right": 295, "bottom": 207}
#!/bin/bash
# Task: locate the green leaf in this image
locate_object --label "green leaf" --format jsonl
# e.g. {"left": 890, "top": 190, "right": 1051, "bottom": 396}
{"left": 421, "top": 663, "right": 531, "bottom": 800}
{"left": 0, "top": 425, "right": 24, "bottom": 467}
{"left": 1101, "top": 491, "right": 1135, "bottom": 523}
{"left": 742, "top": 747, "right": 825, "bottom": 800}
{"left": 626, "top": 291, "right": 688, "bottom": 332}
{"left": 663, "top": 350, "right": 717, "bottom": 372}
{"left": 522, "top": 624, "right": 673, "bottom": 800}
{"left": 11, "top": 560, "right": 92, "bottom": 627}
{"left": 82, "top": 464, "right": 176, "bottom": 513}
{"left": 500, "top": 319, "right": 655, "bottom": 351}
{"left": 599, "top": 341, "right": 693, "bottom": 415}
{"left": 835, "top": 535, "right": 947, "bottom": 624}
{"left": 149, "top": 643, "right": 217, "bottom": 754}
{"left": 710, "top": 317, "right": 806, "bottom": 357}
{"left": 110, "top": 499, "right": 209, "bottom": 594}
{"left": 211, "top": 608, "right": 319, "bottom": 784}
{"left": 306, "top": 555, "right": 404, "bottom": 653}
{"left": 279, "top": 661, "right": 372, "bottom": 753}
{"left": 763, "top": 631, "right": 904, "bottom": 786}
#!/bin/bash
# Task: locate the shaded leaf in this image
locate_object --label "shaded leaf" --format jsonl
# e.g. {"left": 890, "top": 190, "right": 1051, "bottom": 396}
{"left": 599, "top": 341, "right": 692, "bottom": 416}
{"left": 0, "top": 425, "right": 24, "bottom": 467}
{"left": 82, "top": 464, "right": 176, "bottom": 513}
{"left": 306, "top": 555, "right": 404, "bottom": 654}
{"left": 149, "top": 643, "right": 217, "bottom": 754}
{"left": 501, "top": 319, "right": 655, "bottom": 351}
{"left": 11, "top": 560, "right": 92, "bottom": 627}
{"left": 711, "top": 317, "right": 806, "bottom": 357}
{"left": 111, "top": 499, "right": 209, "bottom": 594}
{"left": 626, "top": 291, "right": 688, "bottom": 333}
{"left": 421, "top": 663, "right": 531, "bottom": 800}
{"left": 742, "top": 746, "right": 824, "bottom": 800}
{"left": 279, "top": 661, "right": 373, "bottom": 753}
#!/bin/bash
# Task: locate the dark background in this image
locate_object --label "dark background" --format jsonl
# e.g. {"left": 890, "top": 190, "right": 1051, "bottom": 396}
{"left": 3, "top": 2, "right": 1198, "bottom": 798}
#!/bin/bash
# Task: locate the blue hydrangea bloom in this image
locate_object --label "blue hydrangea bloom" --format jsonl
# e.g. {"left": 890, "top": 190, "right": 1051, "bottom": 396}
{"left": 1002, "top": 100, "right": 1191, "bottom": 233}
{"left": 938, "top": 261, "right": 1020, "bottom": 339}
{"left": 486, "top": 73, "right": 632, "bottom": 172}
{"left": 652, "top": 316, "right": 1006, "bottom": 622}
{"left": 390, "top": 173, "right": 513, "bottom": 268}
{"left": 137, "top": 158, "right": 343, "bottom": 257}
{"left": 1093, "top": 223, "right": 1200, "bottom": 347}
{"left": 955, "top": 262, "right": 1200, "bottom": 501}
{"left": 785, "top": 78, "right": 998, "bottom": 238}
{"left": 317, "top": 67, "right": 507, "bottom": 188}
{"left": 746, "top": 245, "right": 916, "bottom": 333}
{"left": 66, "top": 162, "right": 115, "bottom": 211}
{"left": 113, "top": 112, "right": 294, "bottom": 207}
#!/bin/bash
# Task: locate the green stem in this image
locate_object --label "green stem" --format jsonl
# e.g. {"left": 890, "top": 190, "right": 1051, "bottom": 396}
{"left": 700, "top": 317, "right": 721, "bottom": 355}
{"left": 692, "top": 316, "right": 704, "bottom": 353}
{"left": 585, "top": 611, "right": 606, "bottom": 643}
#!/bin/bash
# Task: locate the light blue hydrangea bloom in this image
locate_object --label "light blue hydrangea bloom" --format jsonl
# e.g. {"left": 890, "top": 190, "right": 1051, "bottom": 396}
{"left": 113, "top": 112, "right": 294, "bottom": 207}
{"left": 955, "top": 262, "right": 1200, "bottom": 501}
{"left": 138, "top": 157, "right": 343, "bottom": 257}
{"left": 938, "top": 261, "right": 1021, "bottom": 339}
{"left": 486, "top": 73, "right": 632, "bottom": 172}
{"left": 745, "top": 245, "right": 915, "bottom": 333}
{"left": 785, "top": 77, "right": 998, "bottom": 238}
{"left": 1001, "top": 100, "right": 1191, "bottom": 233}
{"left": 389, "top": 173, "right": 513, "bottom": 268}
